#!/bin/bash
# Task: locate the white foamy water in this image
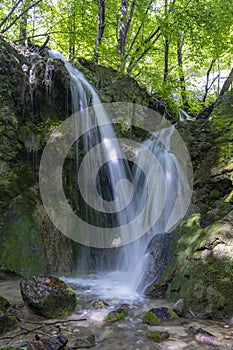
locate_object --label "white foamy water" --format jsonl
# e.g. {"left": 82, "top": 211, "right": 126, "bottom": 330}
{"left": 48, "top": 50, "right": 192, "bottom": 299}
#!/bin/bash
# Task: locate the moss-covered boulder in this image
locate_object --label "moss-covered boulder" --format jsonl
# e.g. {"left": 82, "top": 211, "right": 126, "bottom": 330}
{"left": 20, "top": 275, "right": 78, "bottom": 318}
{"left": 104, "top": 307, "right": 127, "bottom": 322}
{"left": 167, "top": 212, "right": 233, "bottom": 319}
{"left": 148, "top": 212, "right": 233, "bottom": 319}
{"left": 143, "top": 307, "right": 178, "bottom": 325}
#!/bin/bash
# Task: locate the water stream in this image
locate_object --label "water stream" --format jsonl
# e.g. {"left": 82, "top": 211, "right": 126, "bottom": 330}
{"left": 48, "top": 51, "right": 190, "bottom": 299}
{"left": 1, "top": 280, "right": 233, "bottom": 350}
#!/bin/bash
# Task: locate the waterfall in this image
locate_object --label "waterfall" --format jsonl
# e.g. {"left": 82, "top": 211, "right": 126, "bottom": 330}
{"left": 47, "top": 51, "right": 192, "bottom": 299}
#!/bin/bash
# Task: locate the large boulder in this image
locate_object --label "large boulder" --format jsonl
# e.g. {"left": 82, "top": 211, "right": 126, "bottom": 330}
{"left": 20, "top": 275, "right": 78, "bottom": 318}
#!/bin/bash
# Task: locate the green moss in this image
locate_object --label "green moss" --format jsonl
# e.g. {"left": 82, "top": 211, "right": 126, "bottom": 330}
{"left": 39, "top": 287, "right": 78, "bottom": 318}
{"left": 0, "top": 296, "right": 10, "bottom": 311}
{"left": 0, "top": 312, "right": 18, "bottom": 335}
{"left": 0, "top": 194, "right": 45, "bottom": 277}
{"left": 104, "top": 308, "right": 127, "bottom": 322}
{"left": 143, "top": 311, "right": 161, "bottom": 325}
{"left": 210, "top": 189, "right": 221, "bottom": 200}
{"left": 147, "top": 331, "right": 170, "bottom": 342}
{"left": 167, "top": 309, "right": 178, "bottom": 320}
{"left": 225, "top": 190, "right": 233, "bottom": 203}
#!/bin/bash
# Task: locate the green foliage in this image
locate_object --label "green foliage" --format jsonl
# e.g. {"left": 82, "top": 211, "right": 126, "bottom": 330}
{"left": 0, "top": 0, "right": 232, "bottom": 114}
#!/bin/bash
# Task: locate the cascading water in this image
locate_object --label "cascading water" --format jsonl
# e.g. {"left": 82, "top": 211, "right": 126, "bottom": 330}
{"left": 47, "top": 50, "right": 192, "bottom": 300}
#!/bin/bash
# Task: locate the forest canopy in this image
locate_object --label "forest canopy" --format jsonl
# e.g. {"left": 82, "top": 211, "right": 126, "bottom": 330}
{"left": 0, "top": 0, "right": 233, "bottom": 114}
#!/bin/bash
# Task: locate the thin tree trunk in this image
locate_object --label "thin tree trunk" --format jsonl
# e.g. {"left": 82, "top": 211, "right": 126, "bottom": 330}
{"left": 117, "top": 0, "right": 136, "bottom": 70}
{"left": 202, "top": 59, "right": 216, "bottom": 102}
{"left": 127, "top": 27, "right": 161, "bottom": 73}
{"left": 163, "top": 0, "right": 169, "bottom": 82}
{"left": 94, "top": 0, "right": 105, "bottom": 63}
{"left": 164, "top": 39, "right": 169, "bottom": 82}
{"left": 219, "top": 67, "right": 233, "bottom": 96}
{"left": 118, "top": 0, "right": 129, "bottom": 57}
{"left": 68, "top": 2, "right": 77, "bottom": 61}
{"left": 124, "top": 0, "right": 153, "bottom": 61}
{"left": 177, "top": 33, "right": 189, "bottom": 108}
{"left": 19, "top": 0, "right": 29, "bottom": 45}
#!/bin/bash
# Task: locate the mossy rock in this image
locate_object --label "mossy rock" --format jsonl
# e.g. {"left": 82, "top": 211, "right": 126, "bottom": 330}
{"left": 147, "top": 331, "right": 170, "bottom": 342}
{"left": 0, "top": 295, "right": 10, "bottom": 311}
{"left": 20, "top": 275, "right": 78, "bottom": 318}
{"left": 160, "top": 212, "right": 233, "bottom": 319}
{"left": 168, "top": 253, "right": 233, "bottom": 318}
{"left": 0, "top": 311, "right": 18, "bottom": 335}
{"left": 143, "top": 307, "right": 178, "bottom": 325}
{"left": 104, "top": 307, "right": 127, "bottom": 322}
{"left": 143, "top": 310, "right": 161, "bottom": 325}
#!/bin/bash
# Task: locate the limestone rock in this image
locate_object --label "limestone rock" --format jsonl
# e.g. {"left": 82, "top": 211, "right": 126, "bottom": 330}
{"left": 172, "top": 299, "right": 185, "bottom": 317}
{"left": 72, "top": 334, "right": 95, "bottom": 348}
{"left": 20, "top": 275, "right": 78, "bottom": 318}
{"left": 189, "top": 327, "right": 216, "bottom": 345}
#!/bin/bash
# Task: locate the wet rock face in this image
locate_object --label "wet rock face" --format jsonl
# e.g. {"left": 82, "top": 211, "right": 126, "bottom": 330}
{"left": 20, "top": 276, "right": 78, "bottom": 318}
{"left": 0, "top": 37, "right": 73, "bottom": 277}
{"left": 148, "top": 92, "right": 233, "bottom": 320}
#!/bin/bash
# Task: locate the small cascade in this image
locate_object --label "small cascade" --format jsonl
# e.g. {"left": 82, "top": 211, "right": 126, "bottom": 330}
{"left": 179, "top": 108, "right": 196, "bottom": 121}
{"left": 48, "top": 50, "right": 191, "bottom": 299}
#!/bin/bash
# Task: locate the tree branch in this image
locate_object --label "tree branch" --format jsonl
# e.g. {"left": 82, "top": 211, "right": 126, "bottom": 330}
{"left": 202, "top": 59, "right": 215, "bottom": 102}
{"left": 0, "top": 0, "right": 23, "bottom": 29}
{"left": 1, "top": 0, "right": 42, "bottom": 34}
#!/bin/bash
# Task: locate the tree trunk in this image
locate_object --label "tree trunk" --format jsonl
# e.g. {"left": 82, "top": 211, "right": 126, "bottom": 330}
{"left": 68, "top": 2, "right": 77, "bottom": 61}
{"left": 219, "top": 67, "right": 233, "bottom": 96}
{"left": 117, "top": 0, "right": 136, "bottom": 71}
{"left": 118, "top": 0, "right": 129, "bottom": 57}
{"left": 177, "top": 33, "right": 189, "bottom": 109}
{"left": 164, "top": 39, "right": 169, "bottom": 82}
{"left": 202, "top": 59, "right": 218, "bottom": 103}
{"left": 94, "top": 0, "right": 105, "bottom": 63}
